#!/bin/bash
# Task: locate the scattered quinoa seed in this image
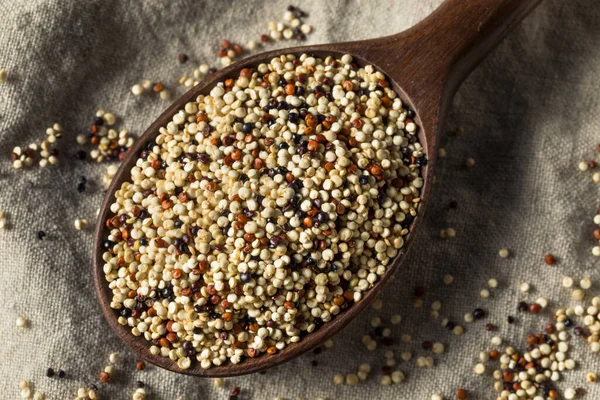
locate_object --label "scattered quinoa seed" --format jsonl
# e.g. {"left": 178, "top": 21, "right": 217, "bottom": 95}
{"left": 131, "top": 84, "right": 144, "bottom": 96}
{"left": 519, "top": 282, "right": 530, "bottom": 293}
{"left": 178, "top": 53, "right": 189, "bottom": 64}
{"left": 443, "top": 274, "right": 454, "bottom": 285}
{"left": 99, "top": 371, "right": 110, "bottom": 383}
{"left": 213, "top": 377, "right": 224, "bottom": 388}
{"left": 473, "top": 363, "right": 485, "bottom": 375}
{"left": 16, "top": 316, "right": 28, "bottom": 328}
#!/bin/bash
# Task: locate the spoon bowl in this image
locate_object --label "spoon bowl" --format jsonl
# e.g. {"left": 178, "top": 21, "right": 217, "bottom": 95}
{"left": 94, "top": 0, "right": 541, "bottom": 377}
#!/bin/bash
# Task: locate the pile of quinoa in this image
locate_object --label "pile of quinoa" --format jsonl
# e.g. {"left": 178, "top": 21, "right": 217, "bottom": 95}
{"left": 102, "top": 53, "right": 425, "bottom": 369}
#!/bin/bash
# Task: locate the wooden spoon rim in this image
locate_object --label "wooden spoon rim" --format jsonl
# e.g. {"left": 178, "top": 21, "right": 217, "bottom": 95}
{"left": 93, "top": 44, "right": 434, "bottom": 377}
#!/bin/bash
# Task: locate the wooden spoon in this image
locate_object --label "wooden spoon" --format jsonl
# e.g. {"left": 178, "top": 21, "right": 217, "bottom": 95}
{"left": 93, "top": 0, "right": 542, "bottom": 377}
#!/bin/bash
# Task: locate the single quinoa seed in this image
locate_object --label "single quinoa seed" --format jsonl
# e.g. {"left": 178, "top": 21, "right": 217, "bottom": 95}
{"left": 102, "top": 53, "right": 425, "bottom": 370}
{"left": 544, "top": 253, "right": 555, "bottom": 265}
{"left": 99, "top": 371, "right": 110, "bottom": 383}
{"left": 178, "top": 53, "right": 189, "bottom": 64}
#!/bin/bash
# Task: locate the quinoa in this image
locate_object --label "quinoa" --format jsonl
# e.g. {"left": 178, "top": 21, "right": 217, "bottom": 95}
{"left": 102, "top": 53, "right": 425, "bottom": 369}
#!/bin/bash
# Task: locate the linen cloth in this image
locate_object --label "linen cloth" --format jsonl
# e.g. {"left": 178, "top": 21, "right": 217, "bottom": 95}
{"left": 1, "top": 0, "right": 599, "bottom": 398}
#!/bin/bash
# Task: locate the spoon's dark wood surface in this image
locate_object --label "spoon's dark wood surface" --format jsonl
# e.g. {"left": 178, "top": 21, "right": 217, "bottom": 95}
{"left": 93, "top": 0, "right": 542, "bottom": 377}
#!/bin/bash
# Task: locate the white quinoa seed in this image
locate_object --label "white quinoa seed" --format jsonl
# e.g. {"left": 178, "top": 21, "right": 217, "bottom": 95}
{"left": 432, "top": 342, "right": 444, "bottom": 354}
{"left": 443, "top": 274, "right": 454, "bottom": 285}
{"left": 391, "top": 370, "right": 405, "bottom": 383}
{"left": 333, "top": 374, "right": 344, "bottom": 385}
{"left": 498, "top": 248, "right": 509, "bottom": 258}
{"left": 0, "top": 68, "right": 6, "bottom": 83}
{"left": 131, "top": 84, "right": 144, "bottom": 96}
{"left": 16, "top": 316, "right": 28, "bottom": 328}
{"left": 473, "top": 363, "right": 486, "bottom": 375}
{"left": 213, "top": 377, "right": 224, "bottom": 387}
{"left": 108, "top": 352, "right": 121, "bottom": 364}
{"left": 160, "top": 89, "right": 172, "bottom": 101}
{"left": 562, "top": 276, "right": 574, "bottom": 288}
{"left": 572, "top": 289, "right": 585, "bottom": 301}
{"left": 346, "top": 373, "right": 359, "bottom": 385}
{"left": 564, "top": 388, "right": 576, "bottom": 399}
{"left": 580, "top": 277, "right": 592, "bottom": 290}
{"left": 587, "top": 372, "right": 597, "bottom": 382}
{"left": 535, "top": 297, "right": 548, "bottom": 308}
{"left": 371, "top": 299, "right": 383, "bottom": 310}
{"left": 74, "top": 218, "right": 89, "bottom": 231}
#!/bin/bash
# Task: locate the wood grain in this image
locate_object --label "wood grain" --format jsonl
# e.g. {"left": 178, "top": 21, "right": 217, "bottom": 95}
{"left": 93, "top": 0, "right": 542, "bottom": 377}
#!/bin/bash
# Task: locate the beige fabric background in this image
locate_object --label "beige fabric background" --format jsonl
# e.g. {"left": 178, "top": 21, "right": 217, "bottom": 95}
{"left": 1, "top": 0, "right": 599, "bottom": 398}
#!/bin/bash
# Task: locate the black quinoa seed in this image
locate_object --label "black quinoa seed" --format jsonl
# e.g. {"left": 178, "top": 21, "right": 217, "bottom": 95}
{"left": 240, "top": 273, "right": 252, "bottom": 283}
{"left": 46, "top": 368, "right": 55, "bottom": 377}
{"left": 564, "top": 318, "right": 573, "bottom": 327}
{"left": 178, "top": 53, "right": 189, "bottom": 64}
{"left": 473, "top": 308, "right": 485, "bottom": 320}
{"left": 242, "top": 123, "right": 254, "bottom": 133}
{"left": 37, "top": 230, "right": 46, "bottom": 240}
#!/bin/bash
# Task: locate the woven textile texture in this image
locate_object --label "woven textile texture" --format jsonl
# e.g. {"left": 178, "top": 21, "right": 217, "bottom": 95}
{"left": 1, "top": 0, "right": 599, "bottom": 398}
